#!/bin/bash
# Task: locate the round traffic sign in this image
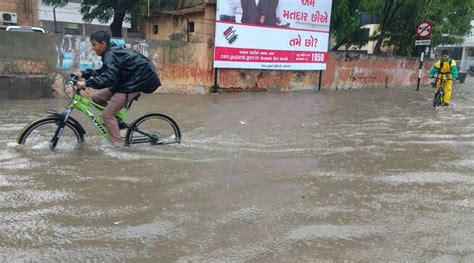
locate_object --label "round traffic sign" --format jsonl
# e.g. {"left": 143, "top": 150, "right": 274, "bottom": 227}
{"left": 416, "top": 20, "right": 432, "bottom": 39}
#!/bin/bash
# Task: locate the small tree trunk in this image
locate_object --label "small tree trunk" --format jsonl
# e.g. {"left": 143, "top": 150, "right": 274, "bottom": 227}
{"left": 374, "top": 0, "right": 402, "bottom": 54}
{"left": 373, "top": 0, "right": 394, "bottom": 54}
{"left": 331, "top": 38, "right": 347, "bottom": 51}
{"left": 110, "top": 12, "right": 126, "bottom": 37}
{"left": 373, "top": 29, "right": 387, "bottom": 54}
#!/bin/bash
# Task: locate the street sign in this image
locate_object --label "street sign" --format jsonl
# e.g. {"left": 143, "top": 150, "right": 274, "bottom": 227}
{"left": 415, "top": 39, "right": 431, "bottom": 46}
{"left": 416, "top": 20, "right": 432, "bottom": 39}
{"left": 415, "top": 20, "right": 432, "bottom": 91}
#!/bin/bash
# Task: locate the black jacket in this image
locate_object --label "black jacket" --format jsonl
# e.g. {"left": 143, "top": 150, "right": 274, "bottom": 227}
{"left": 241, "top": 0, "right": 260, "bottom": 24}
{"left": 83, "top": 43, "right": 161, "bottom": 93}
{"left": 259, "top": 0, "right": 279, "bottom": 26}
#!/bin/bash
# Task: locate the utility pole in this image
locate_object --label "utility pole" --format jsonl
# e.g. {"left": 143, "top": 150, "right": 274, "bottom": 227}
{"left": 53, "top": 0, "right": 65, "bottom": 33}
{"left": 53, "top": 5, "right": 58, "bottom": 33}
{"left": 147, "top": 0, "right": 150, "bottom": 17}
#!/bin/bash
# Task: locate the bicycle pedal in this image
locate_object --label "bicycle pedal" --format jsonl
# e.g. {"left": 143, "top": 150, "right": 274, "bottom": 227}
{"left": 118, "top": 121, "right": 128, "bottom": 130}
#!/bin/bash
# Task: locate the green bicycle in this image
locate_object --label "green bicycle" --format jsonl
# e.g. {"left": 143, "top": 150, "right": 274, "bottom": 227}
{"left": 17, "top": 75, "right": 181, "bottom": 150}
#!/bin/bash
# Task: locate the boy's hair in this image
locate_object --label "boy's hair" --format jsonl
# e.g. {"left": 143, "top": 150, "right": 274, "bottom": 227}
{"left": 441, "top": 50, "right": 450, "bottom": 56}
{"left": 90, "top": 31, "right": 111, "bottom": 46}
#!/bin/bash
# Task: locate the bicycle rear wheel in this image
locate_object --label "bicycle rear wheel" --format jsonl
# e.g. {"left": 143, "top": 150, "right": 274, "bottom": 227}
{"left": 17, "top": 117, "right": 84, "bottom": 150}
{"left": 125, "top": 113, "right": 181, "bottom": 146}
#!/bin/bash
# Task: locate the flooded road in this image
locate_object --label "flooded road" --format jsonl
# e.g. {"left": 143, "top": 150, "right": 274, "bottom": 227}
{"left": 0, "top": 79, "right": 473, "bottom": 261}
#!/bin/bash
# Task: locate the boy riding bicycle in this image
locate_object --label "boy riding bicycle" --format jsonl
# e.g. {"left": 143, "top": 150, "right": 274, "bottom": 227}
{"left": 76, "top": 31, "right": 161, "bottom": 146}
{"left": 428, "top": 50, "right": 458, "bottom": 106}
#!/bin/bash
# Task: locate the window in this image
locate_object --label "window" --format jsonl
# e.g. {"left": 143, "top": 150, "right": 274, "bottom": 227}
{"left": 153, "top": 25, "right": 158, "bottom": 34}
{"left": 64, "top": 28, "right": 80, "bottom": 35}
{"left": 188, "top": 21, "right": 195, "bottom": 33}
{"left": 359, "top": 12, "right": 378, "bottom": 26}
{"left": 469, "top": 48, "right": 474, "bottom": 57}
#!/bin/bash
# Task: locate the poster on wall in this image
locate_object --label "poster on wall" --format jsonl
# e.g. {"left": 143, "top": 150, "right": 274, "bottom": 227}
{"left": 214, "top": 0, "right": 333, "bottom": 70}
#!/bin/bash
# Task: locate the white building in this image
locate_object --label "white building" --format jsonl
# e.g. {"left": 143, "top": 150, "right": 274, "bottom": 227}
{"left": 37, "top": 0, "right": 131, "bottom": 36}
{"left": 460, "top": 20, "right": 474, "bottom": 73}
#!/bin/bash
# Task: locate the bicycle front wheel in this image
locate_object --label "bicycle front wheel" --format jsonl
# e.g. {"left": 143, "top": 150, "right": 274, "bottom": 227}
{"left": 125, "top": 113, "right": 181, "bottom": 146}
{"left": 17, "top": 117, "right": 84, "bottom": 150}
{"left": 433, "top": 91, "right": 443, "bottom": 108}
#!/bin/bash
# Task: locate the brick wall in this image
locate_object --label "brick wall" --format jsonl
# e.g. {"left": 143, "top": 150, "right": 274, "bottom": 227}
{"left": 0, "top": 0, "right": 17, "bottom": 13}
{"left": 0, "top": 0, "right": 38, "bottom": 27}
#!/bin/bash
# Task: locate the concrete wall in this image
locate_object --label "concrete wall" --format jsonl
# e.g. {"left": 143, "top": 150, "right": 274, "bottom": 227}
{"left": 0, "top": 31, "right": 57, "bottom": 98}
{"left": 213, "top": 53, "right": 433, "bottom": 92}
{"left": 321, "top": 52, "right": 432, "bottom": 90}
{"left": 0, "top": 31, "right": 434, "bottom": 99}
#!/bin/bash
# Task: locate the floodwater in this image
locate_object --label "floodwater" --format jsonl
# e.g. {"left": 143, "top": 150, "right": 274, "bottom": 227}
{"left": 0, "top": 79, "right": 473, "bottom": 262}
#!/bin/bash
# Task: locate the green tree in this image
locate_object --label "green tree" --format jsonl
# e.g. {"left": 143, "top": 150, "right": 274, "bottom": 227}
{"left": 418, "top": 0, "right": 473, "bottom": 52}
{"left": 42, "top": 0, "right": 177, "bottom": 37}
{"left": 330, "top": 0, "right": 370, "bottom": 51}
{"left": 372, "top": 0, "right": 473, "bottom": 56}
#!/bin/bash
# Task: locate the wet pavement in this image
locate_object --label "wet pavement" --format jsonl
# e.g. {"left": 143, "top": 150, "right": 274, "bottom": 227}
{"left": 0, "top": 79, "right": 473, "bottom": 262}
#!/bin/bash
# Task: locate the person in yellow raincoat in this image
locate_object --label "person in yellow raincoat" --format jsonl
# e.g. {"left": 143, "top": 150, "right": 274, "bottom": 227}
{"left": 428, "top": 50, "right": 458, "bottom": 106}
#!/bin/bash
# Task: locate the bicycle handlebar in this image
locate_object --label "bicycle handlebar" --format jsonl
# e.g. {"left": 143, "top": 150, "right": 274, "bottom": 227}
{"left": 68, "top": 74, "right": 83, "bottom": 95}
{"left": 432, "top": 76, "right": 455, "bottom": 80}
{"left": 69, "top": 74, "right": 79, "bottom": 85}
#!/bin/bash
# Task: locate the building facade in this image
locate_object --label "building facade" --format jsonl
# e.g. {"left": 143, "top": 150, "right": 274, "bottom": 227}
{"left": 144, "top": 0, "right": 216, "bottom": 43}
{"left": 0, "top": 0, "right": 38, "bottom": 29}
{"left": 460, "top": 21, "right": 474, "bottom": 73}
{"left": 36, "top": 0, "right": 131, "bottom": 35}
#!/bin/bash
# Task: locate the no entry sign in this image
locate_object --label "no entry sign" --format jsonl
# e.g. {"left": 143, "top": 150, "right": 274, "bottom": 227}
{"left": 416, "top": 20, "right": 432, "bottom": 39}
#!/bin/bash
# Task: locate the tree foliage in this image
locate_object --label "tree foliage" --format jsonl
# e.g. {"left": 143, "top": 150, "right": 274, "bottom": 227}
{"left": 371, "top": 0, "right": 473, "bottom": 56}
{"left": 330, "top": 0, "right": 369, "bottom": 51}
{"left": 330, "top": 0, "right": 473, "bottom": 56}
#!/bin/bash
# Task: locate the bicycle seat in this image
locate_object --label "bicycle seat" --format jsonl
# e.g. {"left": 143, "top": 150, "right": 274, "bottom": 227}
{"left": 127, "top": 94, "right": 141, "bottom": 109}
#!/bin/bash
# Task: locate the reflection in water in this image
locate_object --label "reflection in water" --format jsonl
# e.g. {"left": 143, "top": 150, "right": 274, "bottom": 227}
{"left": 0, "top": 81, "right": 473, "bottom": 261}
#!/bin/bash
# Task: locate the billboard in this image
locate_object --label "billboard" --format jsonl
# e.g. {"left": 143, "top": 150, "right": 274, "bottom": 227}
{"left": 214, "top": 0, "right": 333, "bottom": 70}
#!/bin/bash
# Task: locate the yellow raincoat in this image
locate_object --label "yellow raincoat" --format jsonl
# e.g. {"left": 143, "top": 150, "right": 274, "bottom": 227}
{"left": 428, "top": 58, "right": 458, "bottom": 105}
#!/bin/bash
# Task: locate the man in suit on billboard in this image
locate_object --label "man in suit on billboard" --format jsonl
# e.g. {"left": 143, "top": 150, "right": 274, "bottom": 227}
{"left": 259, "top": 0, "right": 280, "bottom": 26}
{"left": 241, "top": 0, "right": 279, "bottom": 26}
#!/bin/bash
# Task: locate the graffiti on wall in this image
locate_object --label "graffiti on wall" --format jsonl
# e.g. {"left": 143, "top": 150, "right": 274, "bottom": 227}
{"left": 56, "top": 35, "right": 150, "bottom": 71}
{"left": 56, "top": 35, "right": 102, "bottom": 70}
{"left": 132, "top": 41, "right": 149, "bottom": 58}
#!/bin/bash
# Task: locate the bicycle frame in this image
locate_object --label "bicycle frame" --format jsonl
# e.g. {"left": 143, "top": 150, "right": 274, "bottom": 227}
{"left": 57, "top": 88, "right": 129, "bottom": 142}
